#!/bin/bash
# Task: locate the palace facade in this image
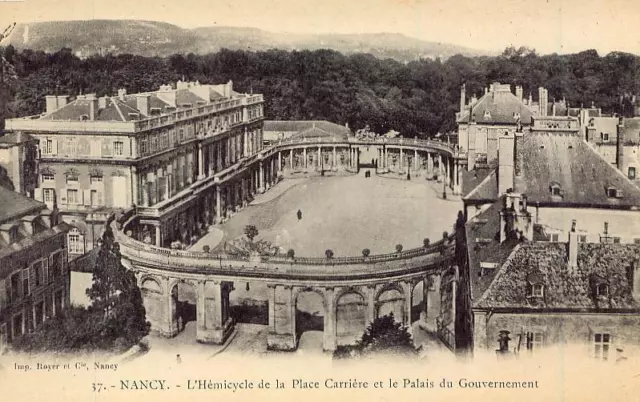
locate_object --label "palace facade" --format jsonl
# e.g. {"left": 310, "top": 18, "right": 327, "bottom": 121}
{"left": 0, "top": 186, "right": 70, "bottom": 354}
{"left": 4, "top": 80, "right": 267, "bottom": 255}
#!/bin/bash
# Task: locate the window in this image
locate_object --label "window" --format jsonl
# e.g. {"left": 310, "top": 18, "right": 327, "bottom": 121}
{"left": 531, "top": 284, "right": 544, "bottom": 297}
{"left": 629, "top": 167, "right": 636, "bottom": 180}
{"left": 601, "top": 132, "right": 609, "bottom": 142}
{"left": 43, "top": 189, "right": 55, "bottom": 203}
{"left": 22, "top": 268, "right": 30, "bottom": 297}
{"left": 42, "top": 139, "right": 53, "bottom": 154}
{"left": 68, "top": 232, "right": 83, "bottom": 254}
{"left": 140, "top": 138, "right": 148, "bottom": 155}
{"left": 67, "top": 189, "right": 79, "bottom": 204}
{"left": 594, "top": 333, "right": 611, "bottom": 360}
{"left": 12, "top": 314, "right": 23, "bottom": 339}
{"left": 10, "top": 273, "right": 20, "bottom": 301}
{"left": 42, "top": 174, "right": 54, "bottom": 182}
{"left": 550, "top": 233, "right": 559, "bottom": 242}
{"left": 634, "top": 238, "right": 640, "bottom": 245}
{"left": 66, "top": 175, "right": 78, "bottom": 184}
{"left": 525, "top": 332, "right": 544, "bottom": 352}
{"left": 596, "top": 283, "right": 609, "bottom": 297}
{"left": 34, "top": 301, "right": 45, "bottom": 327}
{"left": 113, "top": 140, "right": 125, "bottom": 156}
{"left": 90, "top": 175, "right": 103, "bottom": 184}
{"left": 34, "top": 261, "right": 42, "bottom": 287}
{"left": 90, "top": 190, "right": 103, "bottom": 206}
{"left": 607, "top": 187, "right": 617, "bottom": 198}
{"left": 613, "top": 237, "right": 621, "bottom": 244}
{"left": 551, "top": 187, "right": 561, "bottom": 196}
{"left": 578, "top": 235, "right": 588, "bottom": 243}
{"left": 50, "top": 253, "right": 61, "bottom": 282}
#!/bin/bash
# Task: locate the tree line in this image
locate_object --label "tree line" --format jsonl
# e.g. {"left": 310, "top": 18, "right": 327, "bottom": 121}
{"left": 1, "top": 45, "right": 639, "bottom": 137}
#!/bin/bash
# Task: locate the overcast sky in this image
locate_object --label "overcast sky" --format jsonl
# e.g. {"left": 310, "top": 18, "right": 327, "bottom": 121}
{"left": 0, "top": 0, "right": 638, "bottom": 55}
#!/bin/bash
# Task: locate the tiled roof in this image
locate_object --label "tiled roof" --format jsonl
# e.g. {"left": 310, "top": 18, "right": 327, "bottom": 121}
{"left": 40, "top": 97, "right": 144, "bottom": 122}
{"left": 123, "top": 94, "right": 171, "bottom": 113}
{"left": 514, "top": 132, "right": 640, "bottom": 207}
{"left": 263, "top": 120, "right": 352, "bottom": 137}
{"left": 465, "top": 200, "right": 520, "bottom": 301}
{"left": 291, "top": 126, "right": 349, "bottom": 141}
{"left": 457, "top": 90, "right": 533, "bottom": 125}
{"left": 0, "top": 187, "right": 45, "bottom": 223}
{"left": 0, "top": 132, "right": 37, "bottom": 147}
{"left": 175, "top": 89, "right": 207, "bottom": 107}
{"left": 475, "top": 242, "right": 640, "bottom": 310}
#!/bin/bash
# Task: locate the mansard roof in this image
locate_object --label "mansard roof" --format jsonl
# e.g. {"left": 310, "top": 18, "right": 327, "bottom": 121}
{"left": 0, "top": 186, "right": 45, "bottom": 223}
{"left": 263, "top": 120, "right": 352, "bottom": 139}
{"left": 457, "top": 89, "right": 533, "bottom": 125}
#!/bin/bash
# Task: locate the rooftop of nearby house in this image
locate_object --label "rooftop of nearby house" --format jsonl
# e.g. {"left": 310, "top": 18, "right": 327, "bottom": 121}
{"left": 474, "top": 242, "right": 640, "bottom": 310}
{"left": 0, "top": 132, "right": 37, "bottom": 147}
{"left": 462, "top": 130, "right": 640, "bottom": 208}
{"left": 457, "top": 84, "right": 533, "bottom": 125}
{"left": 0, "top": 186, "right": 45, "bottom": 224}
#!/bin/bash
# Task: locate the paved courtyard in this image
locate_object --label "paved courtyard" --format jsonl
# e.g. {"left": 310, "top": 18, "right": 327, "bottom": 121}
{"left": 208, "top": 174, "right": 462, "bottom": 257}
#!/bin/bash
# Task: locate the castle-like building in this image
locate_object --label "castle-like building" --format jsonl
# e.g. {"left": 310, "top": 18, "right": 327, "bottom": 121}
{"left": 4, "top": 81, "right": 268, "bottom": 257}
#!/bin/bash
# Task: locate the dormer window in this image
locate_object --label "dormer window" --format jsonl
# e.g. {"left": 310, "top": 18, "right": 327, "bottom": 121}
{"left": 80, "top": 115, "right": 89, "bottom": 121}
{"left": 601, "top": 132, "right": 609, "bottom": 142}
{"left": 550, "top": 182, "right": 563, "bottom": 197}
{"left": 484, "top": 110, "right": 491, "bottom": 119}
{"left": 526, "top": 271, "right": 544, "bottom": 298}
{"left": 606, "top": 186, "right": 622, "bottom": 198}
{"left": 596, "top": 283, "right": 609, "bottom": 296}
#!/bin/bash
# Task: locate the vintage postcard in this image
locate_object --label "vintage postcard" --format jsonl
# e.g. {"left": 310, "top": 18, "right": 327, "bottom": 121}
{"left": 0, "top": 0, "right": 639, "bottom": 400}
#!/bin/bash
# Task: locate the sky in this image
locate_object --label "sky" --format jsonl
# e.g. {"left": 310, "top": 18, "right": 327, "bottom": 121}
{"left": 0, "top": 0, "right": 639, "bottom": 55}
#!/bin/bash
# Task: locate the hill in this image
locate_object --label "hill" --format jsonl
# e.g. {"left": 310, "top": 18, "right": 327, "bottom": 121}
{"left": 1, "top": 20, "right": 492, "bottom": 61}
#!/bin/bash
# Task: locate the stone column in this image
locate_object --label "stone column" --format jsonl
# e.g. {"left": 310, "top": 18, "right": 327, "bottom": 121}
{"left": 454, "top": 162, "right": 460, "bottom": 195}
{"left": 438, "top": 154, "right": 443, "bottom": 182}
{"left": 333, "top": 147, "right": 337, "bottom": 170}
{"left": 366, "top": 285, "right": 376, "bottom": 326}
{"left": 384, "top": 146, "right": 388, "bottom": 169}
{"left": 259, "top": 162, "right": 265, "bottom": 193}
{"left": 289, "top": 150, "right": 294, "bottom": 171}
{"left": 278, "top": 151, "right": 282, "bottom": 173}
{"left": 317, "top": 146, "right": 321, "bottom": 170}
{"left": 427, "top": 153, "right": 432, "bottom": 175}
{"left": 323, "top": 287, "right": 337, "bottom": 351}
{"left": 401, "top": 281, "right": 412, "bottom": 328}
{"left": 147, "top": 170, "right": 156, "bottom": 206}
{"left": 197, "top": 280, "right": 234, "bottom": 344}
{"left": 303, "top": 148, "right": 307, "bottom": 170}
{"left": 155, "top": 225, "right": 162, "bottom": 247}
{"left": 445, "top": 157, "right": 450, "bottom": 187}
{"left": 147, "top": 276, "right": 179, "bottom": 337}
{"left": 131, "top": 166, "right": 138, "bottom": 206}
{"left": 399, "top": 148, "right": 404, "bottom": 173}
{"left": 166, "top": 164, "right": 173, "bottom": 199}
{"left": 197, "top": 143, "right": 204, "bottom": 180}
{"left": 243, "top": 128, "right": 249, "bottom": 157}
{"left": 216, "top": 185, "right": 222, "bottom": 222}
{"left": 414, "top": 149, "right": 419, "bottom": 170}
{"left": 267, "top": 285, "right": 297, "bottom": 351}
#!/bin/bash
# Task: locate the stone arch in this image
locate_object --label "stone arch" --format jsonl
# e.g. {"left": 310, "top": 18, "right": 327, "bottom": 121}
{"left": 139, "top": 275, "right": 163, "bottom": 294}
{"left": 169, "top": 279, "right": 199, "bottom": 335}
{"left": 376, "top": 287, "right": 405, "bottom": 323}
{"left": 294, "top": 287, "right": 327, "bottom": 340}
{"left": 335, "top": 290, "right": 366, "bottom": 346}
{"left": 411, "top": 278, "right": 426, "bottom": 324}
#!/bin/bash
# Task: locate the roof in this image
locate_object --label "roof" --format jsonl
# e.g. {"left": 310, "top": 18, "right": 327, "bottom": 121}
{"left": 461, "top": 167, "right": 493, "bottom": 197}
{"left": 0, "top": 132, "right": 37, "bottom": 147}
{"left": 40, "top": 97, "right": 142, "bottom": 122}
{"left": 463, "top": 169, "right": 498, "bottom": 202}
{"left": 457, "top": 89, "right": 533, "bottom": 125}
{"left": 0, "top": 222, "right": 71, "bottom": 260}
{"left": 263, "top": 120, "right": 352, "bottom": 138}
{"left": 0, "top": 186, "right": 45, "bottom": 223}
{"left": 475, "top": 242, "right": 640, "bottom": 310}
{"left": 465, "top": 200, "right": 521, "bottom": 301}
{"left": 514, "top": 132, "right": 640, "bottom": 207}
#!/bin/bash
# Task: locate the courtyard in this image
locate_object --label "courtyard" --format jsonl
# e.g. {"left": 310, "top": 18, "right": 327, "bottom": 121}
{"left": 206, "top": 173, "right": 462, "bottom": 257}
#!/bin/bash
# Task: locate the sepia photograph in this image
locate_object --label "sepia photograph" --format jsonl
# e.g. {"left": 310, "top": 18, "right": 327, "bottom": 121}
{"left": 0, "top": 0, "right": 640, "bottom": 400}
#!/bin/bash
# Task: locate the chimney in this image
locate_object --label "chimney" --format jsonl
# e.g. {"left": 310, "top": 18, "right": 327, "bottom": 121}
{"left": 489, "top": 83, "right": 495, "bottom": 93}
{"left": 499, "top": 192, "right": 533, "bottom": 243}
{"left": 460, "top": 84, "right": 466, "bottom": 113}
{"left": 86, "top": 94, "right": 98, "bottom": 121}
{"left": 528, "top": 93, "right": 533, "bottom": 106}
{"left": 470, "top": 94, "right": 478, "bottom": 106}
{"left": 552, "top": 101, "right": 557, "bottom": 117}
{"left": 538, "top": 87, "right": 548, "bottom": 117}
{"left": 45, "top": 95, "right": 59, "bottom": 114}
{"left": 157, "top": 87, "right": 176, "bottom": 107}
{"left": 616, "top": 116, "right": 625, "bottom": 169}
{"left": 515, "top": 85, "right": 523, "bottom": 102}
{"left": 117, "top": 88, "right": 127, "bottom": 101}
{"left": 498, "top": 131, "right": 515, "bottom": 195}
{"left": 567, "top": 220, "right": 578, "bottom": 270}
{"left": 224, "top": 80, "right": 233, "bottom": 98}
{"left": 136, "top": 94, "right": 151, "bottom": 117}
{"left": 98, "top": 96, "right": 108, "bottom": 109}
{"left": 57, "top": 95, "right": 69, "bottom": 108}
